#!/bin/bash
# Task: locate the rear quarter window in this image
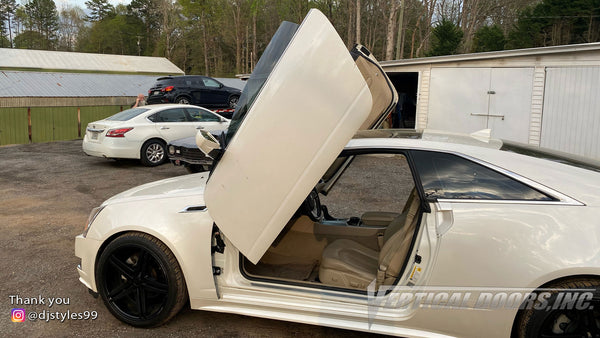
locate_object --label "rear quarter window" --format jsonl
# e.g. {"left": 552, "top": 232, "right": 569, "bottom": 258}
{"left": 411, "top": 150, "right": 554, "bottom": 201}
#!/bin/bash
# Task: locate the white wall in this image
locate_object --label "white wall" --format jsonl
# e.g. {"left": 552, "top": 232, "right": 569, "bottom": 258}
{"left": 540, "top": 67, "right": 600, "bottom": 159}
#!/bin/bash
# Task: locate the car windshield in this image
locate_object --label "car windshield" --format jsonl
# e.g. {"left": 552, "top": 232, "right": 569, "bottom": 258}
{"left": 224, "top": 21, "right": 299, "bottom": 145}
{"left": 105, "top": 108, "right": 150, "bottom": 121}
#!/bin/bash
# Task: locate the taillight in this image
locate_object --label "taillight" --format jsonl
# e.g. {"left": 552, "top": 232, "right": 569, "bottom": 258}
{"left": 106, "top": 127, "right": 133, "bottom": 137}
{"left": 162, "top": 86, "right": 174, "bottom": 92}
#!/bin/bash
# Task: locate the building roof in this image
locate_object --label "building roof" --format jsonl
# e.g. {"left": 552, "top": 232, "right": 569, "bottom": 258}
{"left": 0, "top": 71, "right": 245, "bottom": 97}
{"left": 0, "top": 48, "right": 184, "bottom": 75}
{"left": 380, "top": 42, "right": 600, "bottom": 68}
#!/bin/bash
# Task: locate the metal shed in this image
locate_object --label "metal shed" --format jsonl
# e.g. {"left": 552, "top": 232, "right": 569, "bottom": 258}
{"left": 0, "top": 48, "right": 183, "bottom": 75}
{"left": 0, "top": 49, "right": 242, "bottom": 146}
{"left": 0, "top": 48, "right": 187, "bottom": 145}
{"left": 381, "top": 43, "right": 600, "bottom": 161}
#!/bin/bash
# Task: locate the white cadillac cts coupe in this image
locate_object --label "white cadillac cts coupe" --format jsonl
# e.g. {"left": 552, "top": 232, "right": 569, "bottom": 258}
{"left": 82, "top": 104, "right": 229, "bottom": 166}
{"left": 75, "top": 9, "right": 600, "bottom": 337}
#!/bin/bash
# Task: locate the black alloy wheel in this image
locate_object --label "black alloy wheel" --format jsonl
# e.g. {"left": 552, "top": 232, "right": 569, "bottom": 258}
{"left": 516, "top": 278, "right": 600, "bottom": 338}
{"left": 96, "top": 232, "right": 187, "bottom": 327}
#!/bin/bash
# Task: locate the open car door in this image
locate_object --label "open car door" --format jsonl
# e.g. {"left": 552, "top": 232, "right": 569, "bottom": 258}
{"left": 204, "top": 9, "right": 397, "bottom": 264}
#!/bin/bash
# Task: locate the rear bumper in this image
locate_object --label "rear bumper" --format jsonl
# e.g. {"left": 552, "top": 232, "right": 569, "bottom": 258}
{"left": 82, "top": 135, "right": 140, "bottom": 160}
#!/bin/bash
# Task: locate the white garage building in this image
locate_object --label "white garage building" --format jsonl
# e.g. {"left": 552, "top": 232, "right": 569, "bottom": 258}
{"left": 381, "top": 43, "right": 600, "bottom": 161}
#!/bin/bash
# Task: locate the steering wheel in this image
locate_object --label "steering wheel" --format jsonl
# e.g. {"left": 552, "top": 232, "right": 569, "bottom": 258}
{"left": 301, "top": 189, "right": 323, "bottom": 222}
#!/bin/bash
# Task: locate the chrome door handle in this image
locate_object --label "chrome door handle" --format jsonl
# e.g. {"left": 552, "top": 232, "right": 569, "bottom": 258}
{"left": 160, "top": 126, "right": 170, "bottom": 130}
{"left": 196, "top": 126, "right": 205, "bottom": 130}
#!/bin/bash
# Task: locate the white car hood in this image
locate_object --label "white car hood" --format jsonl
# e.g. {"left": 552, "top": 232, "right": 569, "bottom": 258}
{"left": 205, "top": 9, "right": 394, "bottom": 264}
{"left": 104, "top": 173, "right": 208, "bottom": 206}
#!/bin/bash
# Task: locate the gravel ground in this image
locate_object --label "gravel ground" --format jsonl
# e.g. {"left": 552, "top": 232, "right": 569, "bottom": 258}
{"left": 321, "top": 154, "right": 414, "bottom": 218}
{"left": 0, "top": 140, "right": 384, "bottom": 337}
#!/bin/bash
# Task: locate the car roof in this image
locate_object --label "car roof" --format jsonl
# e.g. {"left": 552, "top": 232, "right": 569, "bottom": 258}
{"left": 353, "top": 129, "right": 502, "bottom": 149}
{"left": 156, "top": 75, "right": 206, "bottom": 80}
{"left": 143, "top": 103, "right": 206, "bottom": 110}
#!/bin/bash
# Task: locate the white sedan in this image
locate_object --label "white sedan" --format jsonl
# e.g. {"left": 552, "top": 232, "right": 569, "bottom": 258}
{"left": 75, "top": 10, "right": 600, "bottom": 337}
{"left": 82, "top": 104, "right": 229, "bottom": 166}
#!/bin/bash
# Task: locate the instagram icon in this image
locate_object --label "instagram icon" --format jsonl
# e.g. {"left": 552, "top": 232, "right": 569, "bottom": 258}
{"left": 11, "top": 308, "right": 25, "bottom": 322}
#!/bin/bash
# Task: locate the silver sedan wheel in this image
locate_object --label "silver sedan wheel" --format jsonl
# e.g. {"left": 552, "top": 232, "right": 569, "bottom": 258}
{"left": 146, "top": 143, "right": 164, "bottom": 164}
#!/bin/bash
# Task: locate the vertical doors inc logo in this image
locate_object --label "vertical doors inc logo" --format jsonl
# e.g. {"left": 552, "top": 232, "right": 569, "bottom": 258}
{"left": 11, "top": 308, "right": 25, "bottom": 322}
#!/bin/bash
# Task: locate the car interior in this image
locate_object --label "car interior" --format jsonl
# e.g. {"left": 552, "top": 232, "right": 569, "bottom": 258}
{"left": 242, "top": 152, "right": 423, "bottom": 291}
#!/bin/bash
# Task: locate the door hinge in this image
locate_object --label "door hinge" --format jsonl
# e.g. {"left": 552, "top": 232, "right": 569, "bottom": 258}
{"left": 212, "top": 266, "right": 222, "bottom": 275}
{"left": 211, "top": 225, "right": 226, "bottom": 254}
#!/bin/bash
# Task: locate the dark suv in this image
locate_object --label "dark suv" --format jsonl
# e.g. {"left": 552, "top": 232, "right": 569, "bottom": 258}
{"left": 147, "top": 75, "right": 242, "bottom": 108}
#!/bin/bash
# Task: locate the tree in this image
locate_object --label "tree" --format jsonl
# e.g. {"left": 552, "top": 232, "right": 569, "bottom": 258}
{"left": 14, "top": 30, "right": 46, "bottom": 49}
{"left": 0, "top": 35, "right": 9, "bottom": 47}
{"left": 57, "top": 6, "right": 85, "bottom": 51}
{"left": 12, "top": 6, "right": 27, "bottom": 37}
{"left": 24, "top": 0, "right": 59, "bottom": 49}
{"left": 472, "top": 24, "right": 505, "bottom": 52}
{"left": 507, "top": 0, "right": 600, "bottom": 49}
{"left": 128, "top": 0, "right": 161, "bottom": 55}
{"left": 428, "top": 18, "right": 463, "bottom": 56}
{"left": 384, "top": 0, "right": 402, "bottom": 60}
{"left": 0, "top": 0, "right": 17, "bottom": 47}
{"left": 77, "top": 9, "right": 144, "bottom": 54}
{"left": 85, "top": 0, "right": 114, "bottom": 22}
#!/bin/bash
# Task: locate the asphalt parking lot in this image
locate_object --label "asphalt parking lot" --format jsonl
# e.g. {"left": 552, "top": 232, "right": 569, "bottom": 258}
{"left": 0, "top": 140, "right": 380, "bottom": 337}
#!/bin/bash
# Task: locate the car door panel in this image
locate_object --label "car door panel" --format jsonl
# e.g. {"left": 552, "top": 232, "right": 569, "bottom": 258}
{"left": 205, "top": 10, "right": 374, "bottom": 264}
{"left": 185, "top": 107, "right": 229, "bottom": 133}
{"left": 152, "top": 108, "right": 196, "bottom": 142}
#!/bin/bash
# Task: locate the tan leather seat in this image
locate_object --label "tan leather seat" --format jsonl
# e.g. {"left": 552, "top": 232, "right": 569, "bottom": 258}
{"left": 318, "top": 239, "right": 378, "bottom": 289}
{"left": 319, "top": 190, "right": 420, "bottom": 290}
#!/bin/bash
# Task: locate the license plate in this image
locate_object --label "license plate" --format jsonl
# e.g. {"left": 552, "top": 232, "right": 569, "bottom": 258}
{"left": 154, "top": 91, "right": 160, "bottom": 95}
{"left": 91, "top": 132, "right": 99, "bottom": 140}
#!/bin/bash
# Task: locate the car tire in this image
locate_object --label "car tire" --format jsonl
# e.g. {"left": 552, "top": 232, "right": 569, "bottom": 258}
{"left": 176, "top": 97, "right": 191, "bottom": 104}
{"left": 95, "top": 232, "right": 187, "bottom": 327}
{"left": 141, "top": 140, "right": 166, "bottom": 167}
{"left": 228, "top": 95, "right": 239, "bottom": 108}
{"left": 514, "top": 278, "right": 600, "bottom": 337}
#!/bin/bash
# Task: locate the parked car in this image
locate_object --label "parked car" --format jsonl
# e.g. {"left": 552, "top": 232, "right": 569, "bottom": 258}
{"left": 76, "top": 10, "right": 600, "bottom": 337}
{"left": 82, "top": 104, "right": 229, "bottom": 166}
{"left": 146, "top": 75, "right": 242, "bottom": 108}
{"left": 167, "top": 134, "right": 222, "bottom": 173}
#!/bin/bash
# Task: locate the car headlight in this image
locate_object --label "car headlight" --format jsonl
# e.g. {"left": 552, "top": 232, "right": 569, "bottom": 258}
{"left": 83, "top": 206, "right": 105, "bottom": 238}
{"left": 168, "top": 145, "right": 175, "bottom": 155}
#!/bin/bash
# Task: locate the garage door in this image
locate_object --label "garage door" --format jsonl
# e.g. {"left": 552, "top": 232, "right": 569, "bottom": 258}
{"left": 428, "top": 67, "right": 534, "bottom": 143}
{"left": 540, "top": 67, "right": 600, "bottom": 160}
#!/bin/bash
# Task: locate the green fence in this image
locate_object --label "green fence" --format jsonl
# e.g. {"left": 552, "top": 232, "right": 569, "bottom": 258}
{"left": 80, "top": 106, "right": 123, "bottom": 132}
{"left": 0, "top": 106, "right": 123, "bottom": 146}
{"left": 0, "top": 108, "right": 29, "bottom": 145}
{"left": 31, "top": 107, "right": 79, "bottom": 143}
